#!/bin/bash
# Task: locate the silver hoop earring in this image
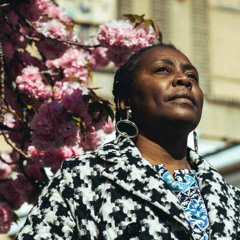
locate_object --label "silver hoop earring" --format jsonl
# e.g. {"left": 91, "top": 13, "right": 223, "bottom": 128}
{"left": 116, "top": 109, "right": 139, "bottom": 139}
{"left": 193, "top": 130, "right": 198, "bottom": 153}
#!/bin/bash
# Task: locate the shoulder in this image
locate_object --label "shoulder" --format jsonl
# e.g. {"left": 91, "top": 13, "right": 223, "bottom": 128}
{"left": 59, "top": 139, "right": 119, "bottom": 178}
{"left": 67, "top": 140, "right": 111, "bottom": 163}
{"left": 189, "top": 149, "right": 240, "bottom": 200}
{"left": 40, "top": 140, "right": 120, "bottom": 204}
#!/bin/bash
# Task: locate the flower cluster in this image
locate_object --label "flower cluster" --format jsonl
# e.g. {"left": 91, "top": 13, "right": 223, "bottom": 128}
{"left": 97, "top": 15, "right": 160, "bottom": 66}
{"left": 16, "top": 66, "right": 52, "bottom": 100}
{"left": 0, "top": 0, "right": 161, "bottom": 234}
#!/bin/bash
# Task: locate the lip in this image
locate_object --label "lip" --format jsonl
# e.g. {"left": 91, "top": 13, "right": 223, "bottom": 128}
{"left": 168, "top": 92, "right": 195, "bottom": 105}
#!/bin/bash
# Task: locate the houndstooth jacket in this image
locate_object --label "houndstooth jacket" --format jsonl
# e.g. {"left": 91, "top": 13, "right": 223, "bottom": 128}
{"left": 16, "top": 136, "right": 240, "bottom": 240}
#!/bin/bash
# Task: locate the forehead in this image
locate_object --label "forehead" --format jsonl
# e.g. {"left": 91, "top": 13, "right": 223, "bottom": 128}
{"left": 136, "top": 47, "right": 192, "bottom": 68}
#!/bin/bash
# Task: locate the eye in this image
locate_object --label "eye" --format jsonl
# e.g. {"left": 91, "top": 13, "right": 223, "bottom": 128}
{"left": 155, "top": 66, "right": 169, "bottom": 73}
{"left": 187, "top": 73, "right": 198, "bottom": 82}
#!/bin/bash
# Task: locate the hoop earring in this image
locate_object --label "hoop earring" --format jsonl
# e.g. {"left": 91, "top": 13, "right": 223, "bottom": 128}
{"left": 193, "top": 130, "right": 198, "bottom": 153}
{"left": 116, "top": 109, "right": 139, "bottom": 139}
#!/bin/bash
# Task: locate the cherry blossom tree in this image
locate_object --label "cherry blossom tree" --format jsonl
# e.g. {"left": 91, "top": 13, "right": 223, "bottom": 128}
{"left": 0, "top": 0, "right": 161, "bottom": 233}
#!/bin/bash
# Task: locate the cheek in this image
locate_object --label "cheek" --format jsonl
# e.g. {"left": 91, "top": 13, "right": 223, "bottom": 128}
{"left": 130, "top": 77, "right": 168, "bottom": 116}
{"left": 195, "top": 88, "right": 204, "bottom": 109}
{"left": 131, "top": 86, "right": 164, "bottom": 111}
{"left": 193, "top": 88, "right": 204, "bottom": 123}
{"left": 132, "top": 79, "right": 166, "bottom": 101}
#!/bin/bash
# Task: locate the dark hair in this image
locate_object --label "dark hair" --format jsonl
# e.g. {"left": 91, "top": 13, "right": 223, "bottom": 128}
{"left": 112, "top": 43, "right": 180, "bottom": 122}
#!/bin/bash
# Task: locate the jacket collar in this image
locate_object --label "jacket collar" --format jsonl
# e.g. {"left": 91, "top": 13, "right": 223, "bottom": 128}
{"left": 98, "top": 136, "right": 193, "bottom": 233}
{"left": 189, "top": 150, "right": 240, "bottom": 238}
{"left": 98, "top": 136, "right": 239, "bottom": 238}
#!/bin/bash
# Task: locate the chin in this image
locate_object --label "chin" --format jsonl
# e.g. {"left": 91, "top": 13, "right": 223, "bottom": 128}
{"left": 173, "top": 108, "right": 201, "bottom": 122}
{"left": 168, "top": 114, "right": 200, "bottom": 130}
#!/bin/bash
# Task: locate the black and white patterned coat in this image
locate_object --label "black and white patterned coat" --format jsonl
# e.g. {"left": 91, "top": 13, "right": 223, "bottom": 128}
{"left": 16, "top": 136, "right": 240, "bottom": 240}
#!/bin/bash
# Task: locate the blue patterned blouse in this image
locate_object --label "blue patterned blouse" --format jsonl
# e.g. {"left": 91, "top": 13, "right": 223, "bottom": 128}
{"left": 152, "top": 164, "right": 209, "bottom": 240}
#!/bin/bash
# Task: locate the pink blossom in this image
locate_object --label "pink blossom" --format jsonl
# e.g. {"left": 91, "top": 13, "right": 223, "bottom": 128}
{"left": 52, "top": 79, "right": 83, "bottom": 101}
{"left": 84, "top": 38, "right": 110, "bottom": 68}
{"left": 30, "top": 102, "right": 64, "bottom": 150}
{"left": 0, "top": 179, "right": 26, "bottom": 210}
{"left": 90, "top": 47, "right": 110, "bottom": 68}
{"left": 0, "top": 153, "right": 13, "bottom": 179}
{"left": 0, "top": 0, "right": 158, "bottom": 231}
{"left": 1, "top": 151, "right": 19, "bottom": 174}
{"left": 0, "top": 16, "right": 27, "bottom": 61}
{"left": 97, "top": 20, "right": 156, "bottom": 66}
{"left": 58, "top": 120, "right": 80, "bottom": 146}
{"left": 69, "top": 145, "right": 84, "bottom": 157}
{"left": 14, "top": 174, "right": 34, "bottom": 197}
{"left": 0, "top": 202, "right": 12, "bottom": 234}
{"left": 102, "top": 118, "right": 115, "bottom": 134}
{"left": 47, "top": 48, "right": 90, "bottom": 84}
{"left": 0, "top": 0, "right": 159, "bottom": 231}
{"left": 3, "top": 113, "right": 15, "bottom": 129}
{"left": 98, "top": 20, "right": 137, "bottom": 47}
{"left": 91, "top": 112, "right": 108, "bottom": 132}
{"left": 80, "top": 131, "right": 101, "bottom": 151}
{"left": 27, "top": 146, "right": 46, "bottom": 177}
{"left": 106, "top": 48, "right": 133, "bottom": 67}
{"left": 41, "top": 146, "right": 76, "bottom": 172}
{"left": 34, "top": 18, "right": 76, "bottom": 41}
{"left": 18, "top": 0, "right": 77, "bottom": 60}
{"left": 79, "top": 119, "right": 115, "bottom": 151}
{"left": 30, "top": 102, "right": 80, "bottom": 150}
{"left": 135, "top": 26, "right": 156, "bottom": 47}
{"left": 0, "top": 10, "right": 29, "bottom": 49}
{"left": 27, "top": 146, "right": 41, "bottom": 162}
{"left": 61, "top": 88, "right": 94, "bottom": 131}
{"left": 52, "top": 81, "right": 65, "bottom": 100}
{"left": 17, "top": 51, "right": 42, "bottom": 68}
{"left": 26, "top": 163, "right": 43, "bottom": 182}
{"left": 36, "top": 0, "right": 73, "bottom": 24}
{"left": 36, "top": 39, "right": 68, "bottom": 60}
{"left": 16, "top": 66, "right": 52, "bottom": 100}
{"left": 19, "top": 0, "right": 47, "bottom": 21}
{"left": 20, "top": 0, "right": 72, "bottom": 24}
{"left": 98, "top": 20, "right": 156, "bottom": 48}
{"left": 62, "top": 88, "right": 86, "bottom": 115}
{"left": 27, "top": 145, "right": 83, "bottom": 173}
{"left": 62, "top": 89, "right": 113, "bottom": 134}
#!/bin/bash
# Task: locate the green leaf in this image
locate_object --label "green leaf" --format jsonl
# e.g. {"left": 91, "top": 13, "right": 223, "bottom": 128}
{"left": 123, "top": 13, "right": 163, "bottom": 42}
{"left": 123, "top": 14, "right": 145, "bottom": 25}
{"left": 26, "top": 104, "right": 32, "bottom": 110}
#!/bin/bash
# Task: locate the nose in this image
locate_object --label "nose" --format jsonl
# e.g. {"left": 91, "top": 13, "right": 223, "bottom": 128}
{"left": 173, "top": 73, "right": 192, "bottom": 89}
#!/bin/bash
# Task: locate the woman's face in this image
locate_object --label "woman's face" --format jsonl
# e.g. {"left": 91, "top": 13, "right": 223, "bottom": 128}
{"left": 130, "top": 47, "right": 204, "bottom": 136}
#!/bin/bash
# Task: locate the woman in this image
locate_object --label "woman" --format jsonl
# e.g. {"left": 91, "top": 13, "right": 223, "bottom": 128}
{"left": 16, "top": 43, "right": 240, "bottom": 240}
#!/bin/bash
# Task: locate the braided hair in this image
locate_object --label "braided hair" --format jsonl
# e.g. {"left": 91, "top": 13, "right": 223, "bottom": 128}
{"left": 112, "top": 43, "right": 180, "bottom": 123}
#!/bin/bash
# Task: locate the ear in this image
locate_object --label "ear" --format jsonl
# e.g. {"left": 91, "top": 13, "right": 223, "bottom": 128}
{"left": 117, "top": 98, "right": 131, "bottom": 111}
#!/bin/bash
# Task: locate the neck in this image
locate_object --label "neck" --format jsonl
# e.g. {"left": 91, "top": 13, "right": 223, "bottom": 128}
{"left": 135, "top": 134, "right": 190, "bottom": 175}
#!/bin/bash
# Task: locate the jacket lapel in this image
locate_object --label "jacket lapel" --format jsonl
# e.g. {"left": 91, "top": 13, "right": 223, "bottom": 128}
{"left": 99, "top": 136, "right": 192, "bottom": 232}
{"left": 189, "top": 150, "right": 240, "bottom": 239}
